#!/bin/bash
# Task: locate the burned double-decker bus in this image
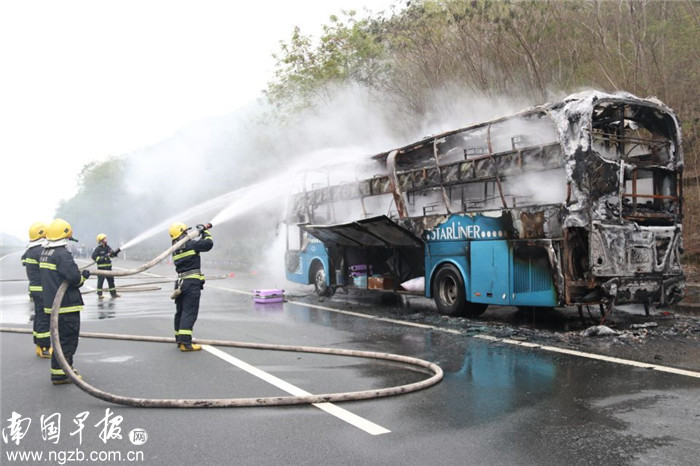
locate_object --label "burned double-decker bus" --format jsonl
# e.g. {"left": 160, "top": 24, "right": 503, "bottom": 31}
{"left": 285, "top": 91, "right": 685, "bottom": 317}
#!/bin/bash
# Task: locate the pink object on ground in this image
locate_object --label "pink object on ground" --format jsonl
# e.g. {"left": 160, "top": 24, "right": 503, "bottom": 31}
{"left": 253, "top": 288, "right": 285, "bottom": 303}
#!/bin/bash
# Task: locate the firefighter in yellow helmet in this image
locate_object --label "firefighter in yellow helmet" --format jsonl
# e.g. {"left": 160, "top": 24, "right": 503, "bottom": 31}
{"left": 91, "top": 233, "right": 121, "bottom": 300}
{"left": 40, "top": 219, "right": 90, "bottom": 384}
{"left": 169, "top": 222, "right": 213, "bottom": 351}
{"left": 21, "top": 222, "right": 51, "bottom": 358}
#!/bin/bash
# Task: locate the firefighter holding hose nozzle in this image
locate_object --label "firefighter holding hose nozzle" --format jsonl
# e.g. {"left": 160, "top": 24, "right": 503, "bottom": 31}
{"left": 92, "top": 233, "right": 121, "bottom": 300}
{"left": 40, "top": 219, "right": 90, "bottom": 385}
{"left": 169, "top": 222, "right": 213, "bottom": 352}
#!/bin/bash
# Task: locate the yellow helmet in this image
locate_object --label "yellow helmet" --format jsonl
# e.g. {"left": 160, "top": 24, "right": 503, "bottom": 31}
{"left": 169, "top": 222, "right": 187, "bottom": 240}
{"left": 28, "top": 222, "right": 48, "bottom": 241}
{"left": 46, "top": 218, "right": 73, "bottom": 241}
{"left": 96, "top": 233, "right": 107, "bottom": 243}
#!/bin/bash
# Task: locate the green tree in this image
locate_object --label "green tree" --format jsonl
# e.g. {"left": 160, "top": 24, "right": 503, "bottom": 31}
{"left": 265, "top": 10, "right": 387, "bottom": 117}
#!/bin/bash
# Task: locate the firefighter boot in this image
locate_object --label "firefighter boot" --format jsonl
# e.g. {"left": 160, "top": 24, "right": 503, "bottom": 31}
{"left": 36, "top": 345, "right": 52, "bottom": 358}
{"left": 52, "top": 369, "right": 82, "bottom": 385}
{"left": 179, "top": 343, "right": 202, "bottom": 352}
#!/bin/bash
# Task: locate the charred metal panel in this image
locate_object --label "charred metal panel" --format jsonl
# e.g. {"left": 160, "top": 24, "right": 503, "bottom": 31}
{"left": 358, "top": 179, "right": 371, "bottom": 197}
{"left": 369, "top": 176, "right": 392, "bottom": 195}
{"left": 442, "top": 163, "right": 460, "bottom": 183}
{"left": 571, "top": 151, "right": 620, "bottom": 202}
{"left": 519, "top": 211, "right": 545, "bottom": 238}
{"left": 511, "top": 206, "right": 563, "bottom": 240}
{"left": 589, "top": 222, "right": 682, "bottom": 277}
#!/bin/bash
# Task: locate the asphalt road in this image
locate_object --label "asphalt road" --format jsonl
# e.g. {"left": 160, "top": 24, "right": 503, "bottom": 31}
{"left": 1, "top": 253, "right": 699, "bottom": 465}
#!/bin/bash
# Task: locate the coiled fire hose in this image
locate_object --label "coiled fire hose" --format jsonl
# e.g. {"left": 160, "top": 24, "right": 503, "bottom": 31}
{"left": 41, "top": 229, "right": 443, "bottom": 408}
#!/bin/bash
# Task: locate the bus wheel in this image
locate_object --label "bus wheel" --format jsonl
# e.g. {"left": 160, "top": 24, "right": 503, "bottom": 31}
{"left": 433, "top": 264, "right": 487, "bottom": 317}
{"left": 433, "top": 264, "right": 467, "bottom": 316}
{"left": 311, "top": 262, "right": 330, "bottom": 297}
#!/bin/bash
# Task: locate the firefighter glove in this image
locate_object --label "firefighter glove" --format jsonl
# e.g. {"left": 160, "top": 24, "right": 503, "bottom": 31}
{"left": 81, "top": 270, "right": 90, "bottom": 279}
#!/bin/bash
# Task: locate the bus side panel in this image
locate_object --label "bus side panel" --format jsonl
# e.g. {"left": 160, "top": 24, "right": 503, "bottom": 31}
{"left": 509, "top": 244, "right": 558, "bottom": 307}
{"left": 470, "top": 240, "right": 510, "bottom": 305}
{"left": 285, "top": 241, "right": 330, "bottom": 286}
{"left": 425, "top": 241, "right": 470, "bottom": 299}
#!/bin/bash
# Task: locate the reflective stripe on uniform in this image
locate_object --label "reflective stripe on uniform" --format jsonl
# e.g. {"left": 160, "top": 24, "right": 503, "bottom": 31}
{"left": 35, "top": 331, "right": 50, "bottom": 339}
{"left": 51, "top": 368, "right": 65, "bottom": 375}
{"left": 97, "top": 263, "right": 112, "bottom": 268}
{"left": 44, "top": 305, "right": 83, "bottom": 314}
{"left": 24, "top": 258, "right": 39, "bottom": 265}
{"left": 179, "top": 329, "right": 193, "bottom": 335}
{"left": 40, "top": 262, "right": 57, "bottom": 270}
{"left": 29, "top": 285, "right": 43, "bottom": 292}
{"left": 173, "top": 250, "right": 196, "bottom": 261}
{"left": 182, "top": 274, "right": 204, "bottom": 280}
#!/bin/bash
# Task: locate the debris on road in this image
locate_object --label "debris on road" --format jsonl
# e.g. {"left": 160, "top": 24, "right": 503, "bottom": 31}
{"left": 630, "top": 322, "right": 659, "bottom": 329}
{"left": 582, "top": 325, "right": 619, "bottom": 337}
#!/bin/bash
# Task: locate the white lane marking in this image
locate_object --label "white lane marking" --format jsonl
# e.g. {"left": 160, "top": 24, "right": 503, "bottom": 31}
{"left": 473, "top": 335, "right": 700, "bottom": 379}
{"left": 209, "top": 284, "right": 700, "bottom": 379}
{"left": 202, "top": 344, "right": 390, "bottom": 435}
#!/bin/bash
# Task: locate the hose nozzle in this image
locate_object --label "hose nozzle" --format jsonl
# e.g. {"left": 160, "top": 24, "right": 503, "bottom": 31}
{"left": 196, "top": 223, "right": 213, "bottom": 231}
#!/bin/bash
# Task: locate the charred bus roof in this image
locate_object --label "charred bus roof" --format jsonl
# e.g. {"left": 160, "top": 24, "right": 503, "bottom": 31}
{"left": 369, "top": 91, "right": 682, "bottom": 168}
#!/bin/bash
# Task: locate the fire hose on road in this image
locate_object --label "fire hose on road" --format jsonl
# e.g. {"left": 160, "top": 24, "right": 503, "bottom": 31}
{"left": 10, "top": 227, "right": 444, "bottom": 408}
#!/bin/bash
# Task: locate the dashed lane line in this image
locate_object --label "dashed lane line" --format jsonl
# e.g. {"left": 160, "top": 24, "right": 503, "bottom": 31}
{"left": 202, "top": 345, "right": 391, "bottom": 435}
{"left": 208, "top": 284, "right": 700, "bottom": 380}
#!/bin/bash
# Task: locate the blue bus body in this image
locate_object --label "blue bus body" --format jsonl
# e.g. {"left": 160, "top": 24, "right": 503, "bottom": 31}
{"left": 285, "top": 235, "right": 331, "bottom": 288}
{"left": 424, "top": 214, "right": 557, "bottom": 307}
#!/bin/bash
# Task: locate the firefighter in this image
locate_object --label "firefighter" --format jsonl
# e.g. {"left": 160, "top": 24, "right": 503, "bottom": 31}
{"left": 40, "top": 218, "right": 90, "bottom": 385}
{"left": 169, "top": 222, "right": 213, "bottom": 351}
{"left": 21, "top": 222, "right": 51, "bottom": 358}
{"left": 91, "top": 233, "right": 121, "bottom": 299}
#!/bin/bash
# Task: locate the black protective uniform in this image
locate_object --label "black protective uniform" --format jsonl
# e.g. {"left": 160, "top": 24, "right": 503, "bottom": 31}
{"left": 91, "top": 243, "right": 118, "bottom": 297}
{"left": 21, "top": 240, "right": 50, "bottom": 347}
{"left": 40, "top": 242, "right": 87, "bottom": 383}
{"left": 172, "top": 228, "right": 213, "bottom": 344}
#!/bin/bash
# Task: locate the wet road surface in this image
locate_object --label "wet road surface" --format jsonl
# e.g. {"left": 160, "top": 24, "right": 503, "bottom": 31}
{"left": 1, "top": 254, "right": 699, "bottom": 465}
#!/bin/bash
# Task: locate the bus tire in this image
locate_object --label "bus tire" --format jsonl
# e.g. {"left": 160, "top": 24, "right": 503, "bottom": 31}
{"left": 433, "top": 264, "right": 467, "bottom": 316}
{"left": 311, "top": 262, "right": 330, "bottom": 297}
{"left": 433, "top": 264, "right": 487, "bottom": 317}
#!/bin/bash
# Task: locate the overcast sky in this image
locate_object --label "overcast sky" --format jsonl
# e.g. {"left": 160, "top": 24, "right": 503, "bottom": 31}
{"left": 0, "top": 0, "right": 398, "bottom": 241}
